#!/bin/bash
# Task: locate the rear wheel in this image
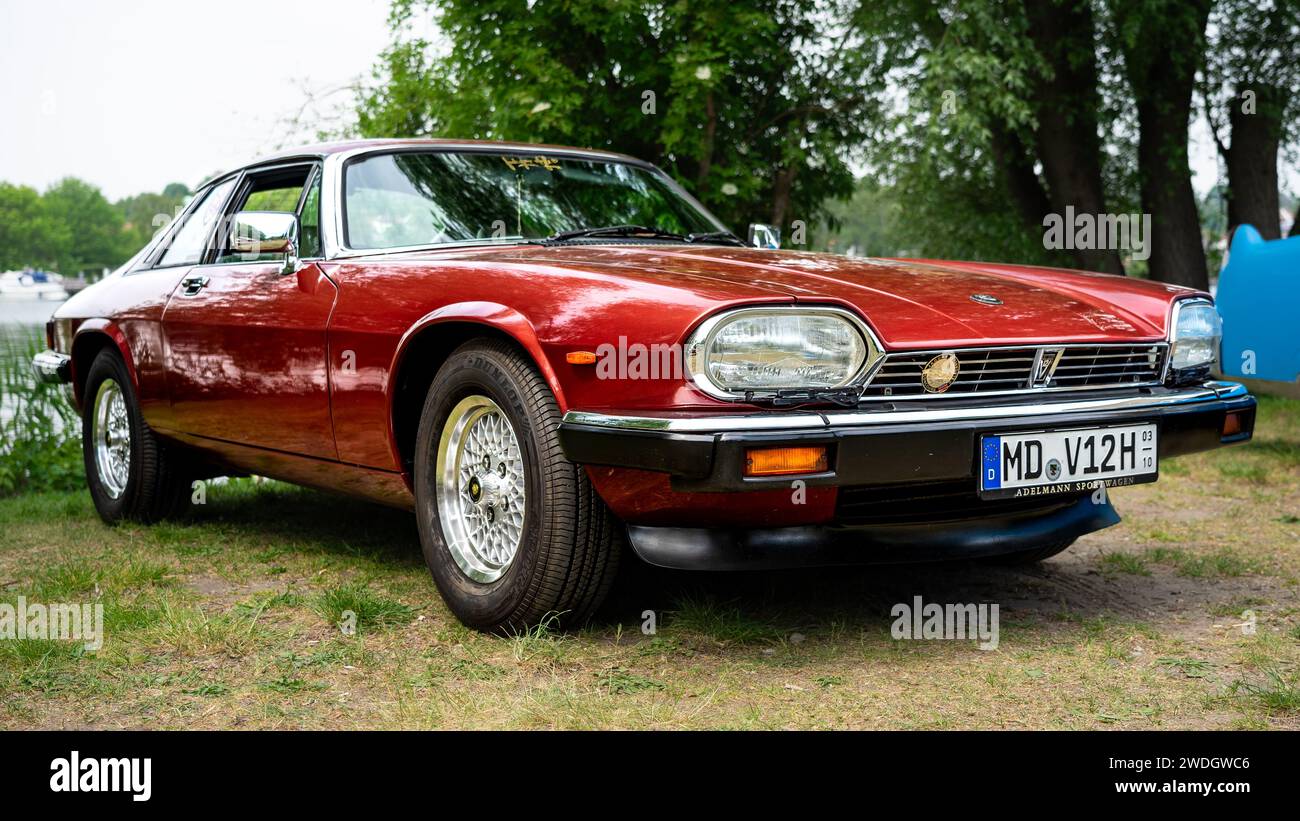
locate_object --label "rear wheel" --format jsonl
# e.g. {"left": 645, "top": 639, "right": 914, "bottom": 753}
{"left": 82, "top": 349, "right": 189, "bottom": 523}
{"left": 413, "top": 339, "right": 621, "bottom": 633}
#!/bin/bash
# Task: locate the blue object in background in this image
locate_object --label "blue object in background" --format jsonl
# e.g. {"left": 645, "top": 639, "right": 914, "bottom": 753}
{"left": 1216, "top": 224, "right": 1299, "bottom": 385}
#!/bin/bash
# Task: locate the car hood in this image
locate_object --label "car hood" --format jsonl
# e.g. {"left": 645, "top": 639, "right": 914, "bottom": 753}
{"left": 393, "top": 244, "right": 1198, "bottom": 348}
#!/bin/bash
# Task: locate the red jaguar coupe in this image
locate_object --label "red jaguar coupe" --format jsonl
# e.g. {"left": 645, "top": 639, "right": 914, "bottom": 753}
{"left": 33, "top": 139, "right": 1255, "bottom": 632}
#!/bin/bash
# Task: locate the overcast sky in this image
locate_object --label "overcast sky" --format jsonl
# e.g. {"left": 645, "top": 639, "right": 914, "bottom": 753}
{"left": 0, "top": 0, "right": 391, "bottom": 200}
{"left": 0, "top": 0, "right": 1285, "bottom": 206}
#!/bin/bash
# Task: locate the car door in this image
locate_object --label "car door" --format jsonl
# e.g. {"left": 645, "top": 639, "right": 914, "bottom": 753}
{"left": 161, "top": 162, "right": 340, "bottom": 459}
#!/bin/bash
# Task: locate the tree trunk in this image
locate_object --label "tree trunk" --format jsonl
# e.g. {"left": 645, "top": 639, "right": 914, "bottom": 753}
{"left": 1025, "top": 0, "right": 1124, "bottom": 274}
{"left": 770, "top": 164, "right": 798, "bottom": 228}
{"left": 1113, "top": 0, "right": 1212, "bottom": 290}
{"left": 989, "top": 125, "right": 1054, "bottom": 233}
{"left": 697, "top": 92, "right": 716, "bottom": 188}
{"left": 1224, "top": 83, "right": 1285, "bottom": 240}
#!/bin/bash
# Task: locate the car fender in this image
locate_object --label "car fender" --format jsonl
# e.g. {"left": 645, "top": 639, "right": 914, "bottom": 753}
{"left": 70, "top": 318, "right": 139, "bottom": 403}
{"left": 385, "top": 301, "right": 568, "bottom": 470}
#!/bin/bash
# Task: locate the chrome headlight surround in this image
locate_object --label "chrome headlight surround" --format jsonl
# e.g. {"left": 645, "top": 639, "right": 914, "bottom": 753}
{"left": 684, "top": 306, "right": 882, "bottom": 400}
{"left": 1165, "top": 296, "right": 1221, "bottom": 384}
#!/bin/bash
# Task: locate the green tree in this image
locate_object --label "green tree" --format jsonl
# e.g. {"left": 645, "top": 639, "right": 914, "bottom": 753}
{"left": 1202, "top": 0, "right": 1300, "bottom": 241}
{"left": 0, "top": 183, "right": 70, "bottom": 271}
{"left": 854, "top": 0, "right": 1075, "bottom": 267}
{"left": 1109, "top": 0, "right": 1213, "bottom": 289}
{"left": 116, "top": 184, "right": 191, "bottom": 254}
{"left": 816, "top": 177, "right": 906, "bottom": 257}
{"left": 355, "top": 0, "right": 878, "bottom": 239}
{"left": 43, "top": 177, "right": 126, "bottom": 274}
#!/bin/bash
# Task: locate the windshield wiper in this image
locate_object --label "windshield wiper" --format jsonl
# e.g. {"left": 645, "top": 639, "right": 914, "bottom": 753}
{"left": 749, "top": 387, "right": 864, "bottom": 408}
{"left": 686, "top": 230, "right": 746, "bottom": 246}
{"left": 537, "top": 225, "right": 746, "bottom": 246}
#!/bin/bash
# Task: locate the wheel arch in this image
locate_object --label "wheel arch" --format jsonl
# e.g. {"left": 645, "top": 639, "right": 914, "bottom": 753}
{"left": 386, "top": 303, "right": 566, "bottom": 481}
{"left": 70, "top": 319, "right": 138, "bottom": 409}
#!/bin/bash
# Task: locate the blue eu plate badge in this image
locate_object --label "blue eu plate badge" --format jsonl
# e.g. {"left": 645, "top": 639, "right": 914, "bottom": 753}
{"left": 981, "top": 435, "right": 1002, "bottom": 490}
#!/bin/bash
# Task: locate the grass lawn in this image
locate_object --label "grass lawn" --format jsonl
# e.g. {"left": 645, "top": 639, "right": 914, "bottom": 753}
{"left": 1, "top": 396, "right": 1297, "bottom": 729}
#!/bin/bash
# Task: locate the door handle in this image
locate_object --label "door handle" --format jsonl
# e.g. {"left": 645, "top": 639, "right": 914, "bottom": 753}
{"left": 181, "top": 274, "right": 209, "bottom": 296}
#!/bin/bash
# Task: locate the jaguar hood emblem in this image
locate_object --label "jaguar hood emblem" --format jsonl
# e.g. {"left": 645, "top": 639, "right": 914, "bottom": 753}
{"left": 970, "top": 293, "right": 1003, "bottom": 305}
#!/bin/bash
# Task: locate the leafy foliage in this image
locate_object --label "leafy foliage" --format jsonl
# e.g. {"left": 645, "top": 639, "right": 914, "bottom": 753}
{"left": 0, "top": 329, "right": 82, "bottom": 497}
{"left": 0, "top": 178, "right": 189, "bottom": 276}
{"left": 355, "top": 0, "right": 879, "bottom": 237}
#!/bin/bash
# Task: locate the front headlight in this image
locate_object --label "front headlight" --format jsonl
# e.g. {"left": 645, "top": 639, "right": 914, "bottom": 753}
{"left": 1168, "top": 298, "right": 1221, "bottom": 372}
{"left": 685, "top": 307, "right": 879, "bottom": 398}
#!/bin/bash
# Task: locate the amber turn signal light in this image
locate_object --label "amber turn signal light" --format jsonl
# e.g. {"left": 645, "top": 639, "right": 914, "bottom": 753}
{"left": 744, "top": 446, "right": 829, "bottom": 477}
{"left": 1221, "top": 411, "right": 1244, "bottom": 437}
{"left": 566, "top": 351, "right": 597, "bottom": 365}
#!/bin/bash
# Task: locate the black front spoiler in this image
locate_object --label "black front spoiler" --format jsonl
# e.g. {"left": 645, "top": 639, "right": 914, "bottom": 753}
{"left": 626, "top": 494, "right": 1121, "bottom": 570}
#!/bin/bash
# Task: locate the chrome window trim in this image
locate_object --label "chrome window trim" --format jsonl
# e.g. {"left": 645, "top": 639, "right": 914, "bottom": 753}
{"left": 682, "top": 305, "right": 885, "bottom": 401}
{"left": 1163, "top": 295, "right": 1217, "bottom": 380}
{"left": 141, "top": 173, "right": 242, "bottom": 271}
{"left": 860, "top": 341, "right": 1169, "bottom": 401}
{"left": 562, "top": 381, "right": 1248, "bottom": 434}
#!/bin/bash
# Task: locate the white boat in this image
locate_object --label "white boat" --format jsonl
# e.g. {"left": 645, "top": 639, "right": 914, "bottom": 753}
{"left": 0, "top": 270, "right": 69, "bottom": 301}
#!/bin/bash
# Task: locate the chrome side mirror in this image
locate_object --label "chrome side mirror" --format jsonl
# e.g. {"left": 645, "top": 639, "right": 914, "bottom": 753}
{"left": 230, "top": 211, "right": 300, "bottom": 275}
{"left": 747, "top": 223, "right": 781, "bottom": 249}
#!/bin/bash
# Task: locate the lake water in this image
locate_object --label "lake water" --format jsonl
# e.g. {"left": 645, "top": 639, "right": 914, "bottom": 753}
{"left": 0, "top": 297, "right": 62, "bottom": 329}
{"left": 1, "top": 296, "right": 67, "bottom": 432}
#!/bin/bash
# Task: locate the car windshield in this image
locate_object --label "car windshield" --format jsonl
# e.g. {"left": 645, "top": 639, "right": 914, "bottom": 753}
{"left": 343, "top": 150, "right": 725, "bottom": 250}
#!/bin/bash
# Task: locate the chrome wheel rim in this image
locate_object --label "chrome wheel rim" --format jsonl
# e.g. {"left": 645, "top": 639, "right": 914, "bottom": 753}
{"left": 436, "top": 395, "right": 527, "bottom": 583}
{"left": 92, "top": 378, "right": 131, "bottom": 499}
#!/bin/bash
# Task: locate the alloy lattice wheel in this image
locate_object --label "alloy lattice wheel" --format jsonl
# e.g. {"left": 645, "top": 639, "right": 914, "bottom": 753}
{"left": 92, "top": 378, "right": 132, "bottom": 499}
{"left": 435, "top": 394, "right": 527, "bottom": 583}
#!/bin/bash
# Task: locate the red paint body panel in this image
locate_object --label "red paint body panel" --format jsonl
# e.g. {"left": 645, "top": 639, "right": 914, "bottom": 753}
{"left": 45, "top": 140, "right": 1203, "bottom": 527}
{"left": 63, "top": 267, "right": 189, "bottom": 429}
{"left": 586, "top": 467, "right": 838, "bottom": 527}
{"left": 161, "top": 261, "right": 339, "bottom": 459}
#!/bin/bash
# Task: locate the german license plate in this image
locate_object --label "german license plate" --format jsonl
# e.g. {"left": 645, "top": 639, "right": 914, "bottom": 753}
{"left": 979, "top": 423, "right": 1158, "bottom": 499}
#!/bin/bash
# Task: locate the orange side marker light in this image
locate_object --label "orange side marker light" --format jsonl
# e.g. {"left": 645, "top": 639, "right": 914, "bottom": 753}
{"left": 744, "top": 446, "right": 829, "bottom": 477}
{"left": 1222, "top": 411, "right": 1244, "bottom": 437}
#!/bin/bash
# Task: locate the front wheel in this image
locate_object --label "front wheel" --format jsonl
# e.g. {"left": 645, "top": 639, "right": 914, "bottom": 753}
{"left": 82, "top": 349, "right": 189, "bottom": 523}
{"left": 413, "top": 339, "right": 621, "bottom": 633}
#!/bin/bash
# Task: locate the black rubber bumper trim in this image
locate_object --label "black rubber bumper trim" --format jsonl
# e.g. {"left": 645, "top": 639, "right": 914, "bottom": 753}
{"left": 558, "top": 391, "right": 1257, "bottom": 492}
{"left": 626, "top": 495, "right": 1122, "bottom": 570}
{"left": 559, "top": 426, "right": 718, "bottom": 479}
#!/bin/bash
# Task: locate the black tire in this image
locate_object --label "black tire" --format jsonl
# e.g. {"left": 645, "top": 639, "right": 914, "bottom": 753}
{"left": 413, "top": 339, "right": 622, "bottom": 633}
{"left": 984, "top": 538, "right": 1076, "bottom": 565}
{"left": 82, "top": 349, "right": 189, "bottom": 523}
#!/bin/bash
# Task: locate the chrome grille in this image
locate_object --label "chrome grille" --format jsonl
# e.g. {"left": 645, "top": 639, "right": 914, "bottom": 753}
{"left": 860, "top": 343, "right": 1167, "bottom": 398}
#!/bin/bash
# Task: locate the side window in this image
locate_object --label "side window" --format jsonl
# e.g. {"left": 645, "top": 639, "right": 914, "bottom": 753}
{"left": 216, "top": 165, "right": 315, "bottom": 263}
{"left": 155, "top": 178, "right": 236, "bottom": 268}
{"left": 298, "top": 171, "right": 322, "bottom": 258}
{"left": 243, "top": 183, "right": 304, "bottom": 212}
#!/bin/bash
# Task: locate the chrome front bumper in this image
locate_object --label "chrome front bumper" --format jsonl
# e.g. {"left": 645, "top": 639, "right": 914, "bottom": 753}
{"left": 31, "top": 350, "right": 72, "bottom": 384}
{"left": 558, "top": 381, "right": 1256, "bottom": 492}
{"left": 562, "top": 381, "right": 1251, "bottom": 433}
